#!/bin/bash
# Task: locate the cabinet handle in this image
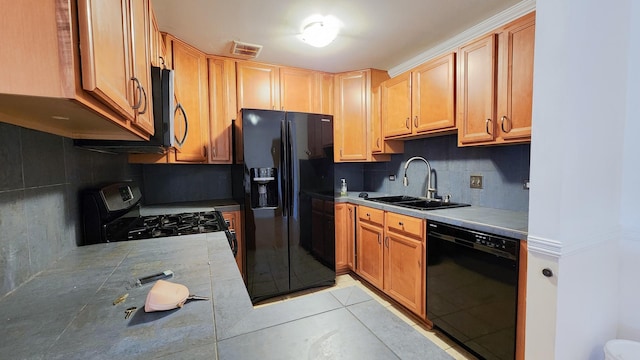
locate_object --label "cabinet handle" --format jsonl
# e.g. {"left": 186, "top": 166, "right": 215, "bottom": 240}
{"left": 366, "top": 213, "right": 370, "bottom": 217}
{"left": 139, "top": 84, "right": 148, "bottom": 115}
{"left": 418, "top": 260, "right": 421, "bottom": 268}
{"left": 501, "top": 115, "right": 510, "bottom": 133}
{"left": 398, "top": 221, "right": 404, "bottom": 226}
{"left": 405, "top": 117, "right": 410, "bottom": 129}
{"left": 174, "top": 103, "right": 188, "bottom": 146}
{"left": 376, "top": 138, "right": 380, "bottom": 148}
{"left": 385, "top": 236, "right": 389, "bottom": 248}
{"left": 377, "top": 233, "right": 381, "bottom": 244}
{"left": 203, "top": 145, "right": 207, "bottom": 157}
{"left": 485, "top": 118, "right": 492, "bottom": 135}
{"left": 131, "top": 77, "right": 143, "bottom": 110}
{"left": 212, "top": 146, "right": 217, "bottom": 158}
{"left": 340, "top": 149, "right": 343, "bottom": 157}
{"left": 413, "top": 115, "right": 418, "bottom": 128}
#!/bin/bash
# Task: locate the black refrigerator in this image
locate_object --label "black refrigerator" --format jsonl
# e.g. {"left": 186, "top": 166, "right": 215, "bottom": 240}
{"left": 241, "top": 109, "right": 336, "bottom": 303}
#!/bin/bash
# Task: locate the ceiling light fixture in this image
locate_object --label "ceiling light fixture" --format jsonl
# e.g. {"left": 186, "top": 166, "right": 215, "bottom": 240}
{"left": 297, "top": 15, "right": 340, "bottom": 48}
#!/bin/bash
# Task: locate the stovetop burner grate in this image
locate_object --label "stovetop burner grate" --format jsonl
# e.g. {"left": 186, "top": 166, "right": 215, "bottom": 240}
{"left": 105, "top": 211, "right": 226, "bottom": 241}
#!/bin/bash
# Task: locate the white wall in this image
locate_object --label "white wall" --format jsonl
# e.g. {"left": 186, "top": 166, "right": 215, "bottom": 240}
{"left": 527, "top": 0, "right": 633, "bottom": 358}
{"left": 617, "top": 0, "right": 640, "bottom": 341}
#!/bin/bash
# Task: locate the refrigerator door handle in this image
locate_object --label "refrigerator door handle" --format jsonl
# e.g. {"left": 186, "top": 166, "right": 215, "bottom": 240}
{"left": 287, "top": 121, "right": 294, "bottom": 217}
{"left": 281, "top": 120, "right": 288, "bottom": 215}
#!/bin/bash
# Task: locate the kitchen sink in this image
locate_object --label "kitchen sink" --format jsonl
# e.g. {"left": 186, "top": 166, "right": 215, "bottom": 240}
{"left": 366, "top": 196, "right": 470, "bottom": 210}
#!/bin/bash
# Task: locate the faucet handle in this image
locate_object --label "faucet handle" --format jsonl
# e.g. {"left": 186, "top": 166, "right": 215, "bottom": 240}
{"left": 442, "top": 194, "right": 451, "bottom": 203}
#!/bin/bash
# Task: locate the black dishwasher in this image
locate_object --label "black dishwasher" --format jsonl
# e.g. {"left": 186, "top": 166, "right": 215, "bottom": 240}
{"left": 426, "top": 221, "right": 519, "bottom": 360}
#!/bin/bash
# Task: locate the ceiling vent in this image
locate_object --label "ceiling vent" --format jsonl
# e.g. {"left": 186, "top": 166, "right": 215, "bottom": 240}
{"left": 230, "top": 40, "right": 263, "bottom": 59}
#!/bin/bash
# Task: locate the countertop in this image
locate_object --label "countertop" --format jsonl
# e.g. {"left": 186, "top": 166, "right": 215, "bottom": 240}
{"left": 336, "top": 192, "right": 528, "bottom": 240}
{"left": 0, "top": 234, "right": 453, "bottom": 359}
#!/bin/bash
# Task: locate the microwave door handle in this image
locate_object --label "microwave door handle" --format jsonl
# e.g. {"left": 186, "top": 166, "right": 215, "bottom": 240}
{"left": 174, "top": 103, "right": 188, "bottom": 146}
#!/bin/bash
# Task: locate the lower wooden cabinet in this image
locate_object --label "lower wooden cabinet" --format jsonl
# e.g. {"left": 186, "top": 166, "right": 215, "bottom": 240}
{"left": 335, "top": 203, "right": 356, "bottom": 273}
{"left": 221, "top": 210, "right": 244, "bottom": 280}
{"left": 384, "top": 212, "right": 425, "bottom": 317}
{"left": 354, "top": 204, "right": 426, "bottom": 318}
{"left": 356, "top": 206, "right": 385, "bottom": 289}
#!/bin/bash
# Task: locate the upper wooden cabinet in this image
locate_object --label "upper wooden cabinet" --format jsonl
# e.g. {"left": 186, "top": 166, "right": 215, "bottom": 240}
{"left": 334, "top": 69, "right": 391, "bottom": 162}
{"left": 0, "top": 0, "right": 151, "bottom": 141}
{"left": 382, "top": 53, "right": 456, "bottom": 139}
{"left": 208, "top": 57, "right": 237, "bottom": 164}
{"left": 458, "top": 12, "right": 535, "bottom": 146}
{"left": 169, "top": 38, "right": 210, "bottom": 162}
{"left": 236, "top": 61, "right": 333, "bottom": 114}
{"left": 78, "top": 0, "right": 154, "bottom": 135}
{"left": 149, "top": 6, "right": 166, "bottom": 68}
{"left": 236, "top": 61, "right": 280, "bottom": 111}
{"left": 372, "top": 85, "right": 404, "bottom": 155}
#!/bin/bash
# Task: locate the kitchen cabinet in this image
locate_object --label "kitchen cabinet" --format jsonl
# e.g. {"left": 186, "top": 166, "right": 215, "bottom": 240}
{"left": 356, "top": 205, "right": 385, "bottom": 289}
{"left": 372, "top": 85, "right": 404, "bottom": 155}
{"left": 78, "top": 0, "right": 155, "bottom": 135}
{"left": 222, "top": 210, "right": 244, "bottom": 281}
{"left": 236, "top": 61, "right": 332, "bottom": 114}
{"left": 382, "top": 53, "right": 456, "bottom": 139}
{"left": 335, "top": 203, "right": 356, "bottom": 273}
{"left": 384, "top": 212, "right": 425, "bottom": 317}
{"left": 354, "top": 205, "right": 425, "bottom": 317}
{"left": 207, "top": 56, "right": 237, "bottom": 164}
{"left": 0, "top": 0, "right": 152, "bottom": 141}
{"left": 334, "top": 69, "right": 391, "bottom": 162}
{"left": 170, "top": 38, "right": 209, "bottom": 162}
{"left": 149, "top": 7, "right": 165, "bottom": 67}
{"left": 458, "top": 12, "right": 535, "bottom": 146}
{"left": 236, "top": 61, "right": 280, "bottom": 111}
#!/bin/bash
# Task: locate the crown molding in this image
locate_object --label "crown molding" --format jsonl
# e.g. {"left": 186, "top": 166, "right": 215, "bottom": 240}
{"left": 388, "top": 0, "right": 536, "bottom": 77}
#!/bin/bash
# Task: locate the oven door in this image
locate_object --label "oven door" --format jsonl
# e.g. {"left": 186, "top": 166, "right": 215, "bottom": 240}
{"left": 426, "top": 224, "right": 518, "bottom": 360}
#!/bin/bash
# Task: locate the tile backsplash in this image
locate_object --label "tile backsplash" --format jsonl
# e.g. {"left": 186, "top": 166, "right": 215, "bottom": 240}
{"left": 0, "top": 123, "right": 141, "bottom": 297}
{"left": 352, "top": 135, "right": 530, "bottom": 212}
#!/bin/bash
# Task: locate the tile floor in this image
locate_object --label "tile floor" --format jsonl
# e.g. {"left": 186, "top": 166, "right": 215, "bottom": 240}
{"left": 255, "top": 274, "right": 478, "bottom": 360}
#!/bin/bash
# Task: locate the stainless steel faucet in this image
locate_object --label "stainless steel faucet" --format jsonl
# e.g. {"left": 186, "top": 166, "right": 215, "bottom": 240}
{"left": 403, "top": 156, "right": 437, "bottom": 200}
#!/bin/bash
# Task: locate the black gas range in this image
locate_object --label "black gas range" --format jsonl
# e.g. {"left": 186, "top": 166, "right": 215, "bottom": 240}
{"left": 81, "top": 182, "right": 237, "bottom": 255}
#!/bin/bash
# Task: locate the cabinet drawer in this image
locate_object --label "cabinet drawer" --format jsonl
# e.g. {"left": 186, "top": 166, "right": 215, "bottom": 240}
{"left": 358, "top": 206, "right": 384, "bottom": 226}
{"left": 386, "top": 212, "right": 425, "bottom": 240}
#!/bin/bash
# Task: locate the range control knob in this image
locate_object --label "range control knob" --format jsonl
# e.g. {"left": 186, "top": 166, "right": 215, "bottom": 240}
{"left": 542, "top": 268, "right": 554, "bottom": 277}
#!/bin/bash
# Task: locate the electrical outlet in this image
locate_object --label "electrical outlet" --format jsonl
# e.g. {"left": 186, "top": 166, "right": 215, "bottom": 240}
{"left": 389, "top": 175, "right": 396, "bottom": 181}
{"left": 523, "top": 180, "right": 530, "bottom": 190}
{"left": 470, "top": 175, "right": 483, "bottom": 189}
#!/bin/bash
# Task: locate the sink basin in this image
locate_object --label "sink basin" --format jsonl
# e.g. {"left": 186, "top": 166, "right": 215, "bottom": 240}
{"left": 366, "top": 196, "right": 470, "bottom": 210}
{"left": 366, "top": 195, "right": 423, "bottom": 203}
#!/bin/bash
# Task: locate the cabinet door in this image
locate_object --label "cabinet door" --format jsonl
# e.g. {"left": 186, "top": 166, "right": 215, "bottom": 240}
{"left": 371, "top": 85, "right": 382, "bottom": 153}
{"left": 458, "top": 34, "right": 497, "bottom": 145}
{"left": 128, "top": 0, "right": 154, "bottom": 134}
{"left": 280, "top": 67, "right": 315, "bottom": 112}
{"left": 497, "top": 12, "right": 535, "bottom": 143}
{"left": 384, "top": 233, "right": 424, "bottom": 316}
{"left": 316, "top": 73, "right": 334, "bottom": 115}
{"left": 208, "top": 57, "right": 235, "bottom": 164}
{"left": 346, "top": 204, "right": 356, "bottom": 271}
{"left": 172, "top": 40, "right": 209, "bottom": 162}
{"left": 334, "top": 71, "right": 369, "bottom": 161}
{"left": 236, "top": 61, "right": 280, "bottom": 111}
{"left": 335, "top": 204, "right": 348, "bottom": 272}
{"left": 78, "top": 0, "right": 134, "bottom": 122}
{"left": 357, "top": 221, "right": 384, "bottom": 289}
{"left": 382, "top": 72, "right": 412, "bottom": 137}
{"left": 412, "top": 53, "right": 456, "bottom": 133}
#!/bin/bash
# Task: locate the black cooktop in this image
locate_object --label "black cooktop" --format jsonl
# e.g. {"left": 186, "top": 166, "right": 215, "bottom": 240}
{"left": 105, "top": 211, "right": 227, "bottom": 241}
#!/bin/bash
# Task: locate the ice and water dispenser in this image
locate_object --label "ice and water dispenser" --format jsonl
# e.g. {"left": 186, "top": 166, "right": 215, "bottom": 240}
{"left": 250, "top": 168, "right": 278, "bottom": 209}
